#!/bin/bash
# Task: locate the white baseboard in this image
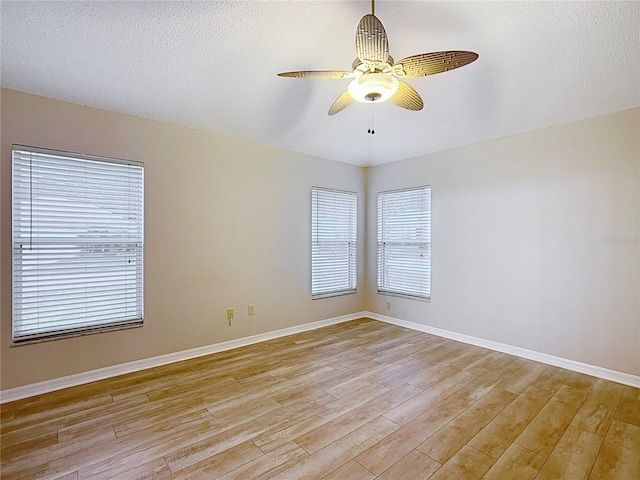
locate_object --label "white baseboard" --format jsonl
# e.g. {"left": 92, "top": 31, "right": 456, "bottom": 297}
{"left": 0, "top": 312, "right": 363, "bottom": 404}
{"left": 365, "top": 311, "right": 640, "bottom": 389}
{"left": 3, "top": 310, "right": 638, "bottom": 403}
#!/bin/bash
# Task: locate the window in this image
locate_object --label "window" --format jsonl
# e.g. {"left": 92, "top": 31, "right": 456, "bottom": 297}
{"left": 377, "top": 186, "right": 431, "bottom": 300}
{"left": 311, "top": 187, "right": 357, "bottom": 298}
{"left": 12, "top": 146, "right": 144, "bottom": 343}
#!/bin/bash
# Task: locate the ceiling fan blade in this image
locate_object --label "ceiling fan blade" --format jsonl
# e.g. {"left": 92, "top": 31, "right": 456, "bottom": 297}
{"left": 394, "top": 51, "right": 478, "bottom": 77}
{"left": 355, "top": 14, "right": 389, "bottom": 64}
{"left": 388, "top": 81, "right": 424, "bottom": 111}
{"left": 277, "top": 71, "right": 356, "bottom": 79}
{"left": 328, "top": 91, "right": 355, "bottom": 115}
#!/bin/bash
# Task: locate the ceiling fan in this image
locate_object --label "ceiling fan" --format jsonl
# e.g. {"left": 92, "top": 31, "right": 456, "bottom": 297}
{"left": 278, "top": 0, "right": 478, "bottom": 115}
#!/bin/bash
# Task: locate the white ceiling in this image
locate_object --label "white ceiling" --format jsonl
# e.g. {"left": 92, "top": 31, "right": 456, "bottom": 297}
{"left": 1, "top": 1, "right": 638, "bottom": 166}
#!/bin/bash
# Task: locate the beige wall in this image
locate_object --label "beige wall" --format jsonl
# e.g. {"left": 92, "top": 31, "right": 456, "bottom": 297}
{"left": 0, "top": 89, "right": 366, "bottom": 390}
{"left": 366, "top": 108, "right": 640, "bottom": 376}
{"left": 1, "top": 89, "right": 638, "bottom": 392}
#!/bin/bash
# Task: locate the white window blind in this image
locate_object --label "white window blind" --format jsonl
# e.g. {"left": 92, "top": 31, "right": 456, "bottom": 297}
{"left": 311, "top": 187, "right": 357, "bottom": 298}
{"left": 12, "top": 146, "right": 144, "bottom": 343}
{"left": 377, "top": 186, "right": 431, "bottom": 300}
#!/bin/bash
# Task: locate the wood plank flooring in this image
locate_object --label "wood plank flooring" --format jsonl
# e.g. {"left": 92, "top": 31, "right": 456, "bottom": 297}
{"left": 1, "top": 318, "right": 639, "bottom": 479}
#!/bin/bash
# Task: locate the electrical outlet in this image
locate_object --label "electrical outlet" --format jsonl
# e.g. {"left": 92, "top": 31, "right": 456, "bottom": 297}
{"left": 227, "top": 308, "right": 234, "bottom": 325}
{"left": 386, "top": 302, "right": 391, "bottom": 311}
{"left": 248, "top": 305, "right": 254, "bottom": 316}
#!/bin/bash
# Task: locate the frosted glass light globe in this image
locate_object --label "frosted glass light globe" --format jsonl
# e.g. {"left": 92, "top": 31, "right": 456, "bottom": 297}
{"left": 348, "top": 73, "right": 399, "bottom": 103}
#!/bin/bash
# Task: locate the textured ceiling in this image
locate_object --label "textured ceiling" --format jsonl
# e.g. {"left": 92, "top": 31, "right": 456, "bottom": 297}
{"left": 1, "top": 1, "right": 639, "bottom": 166}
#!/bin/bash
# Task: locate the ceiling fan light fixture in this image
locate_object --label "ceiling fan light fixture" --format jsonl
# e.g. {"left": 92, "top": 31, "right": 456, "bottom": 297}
{"left": 347, "top": 73, "right": 399, "bottom": 103}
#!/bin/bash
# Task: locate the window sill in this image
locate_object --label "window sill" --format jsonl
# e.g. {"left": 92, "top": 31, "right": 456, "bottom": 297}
{"left": 377, "top": 291, "right": 430, "bottom": 302}
{"left": 312, "top": 290, "right": 357, "bottom": 300}
{"left": 11, "top": 321, "right": 143, "bottom": 346}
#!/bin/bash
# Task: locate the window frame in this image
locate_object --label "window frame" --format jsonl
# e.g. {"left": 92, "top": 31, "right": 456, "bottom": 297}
{"left": 11, "top": 145, "right": 144, "bottom": 344}
{"left": 311, "top": 186, "right": 357, "bottom": 299}
{"left": 377, "top": 185, "right": 431, "bottom": 302}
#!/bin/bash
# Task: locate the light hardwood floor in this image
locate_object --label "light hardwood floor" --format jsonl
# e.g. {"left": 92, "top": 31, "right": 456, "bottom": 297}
{"left": 1, "top": 318, "right": 639, "bottom": 479}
